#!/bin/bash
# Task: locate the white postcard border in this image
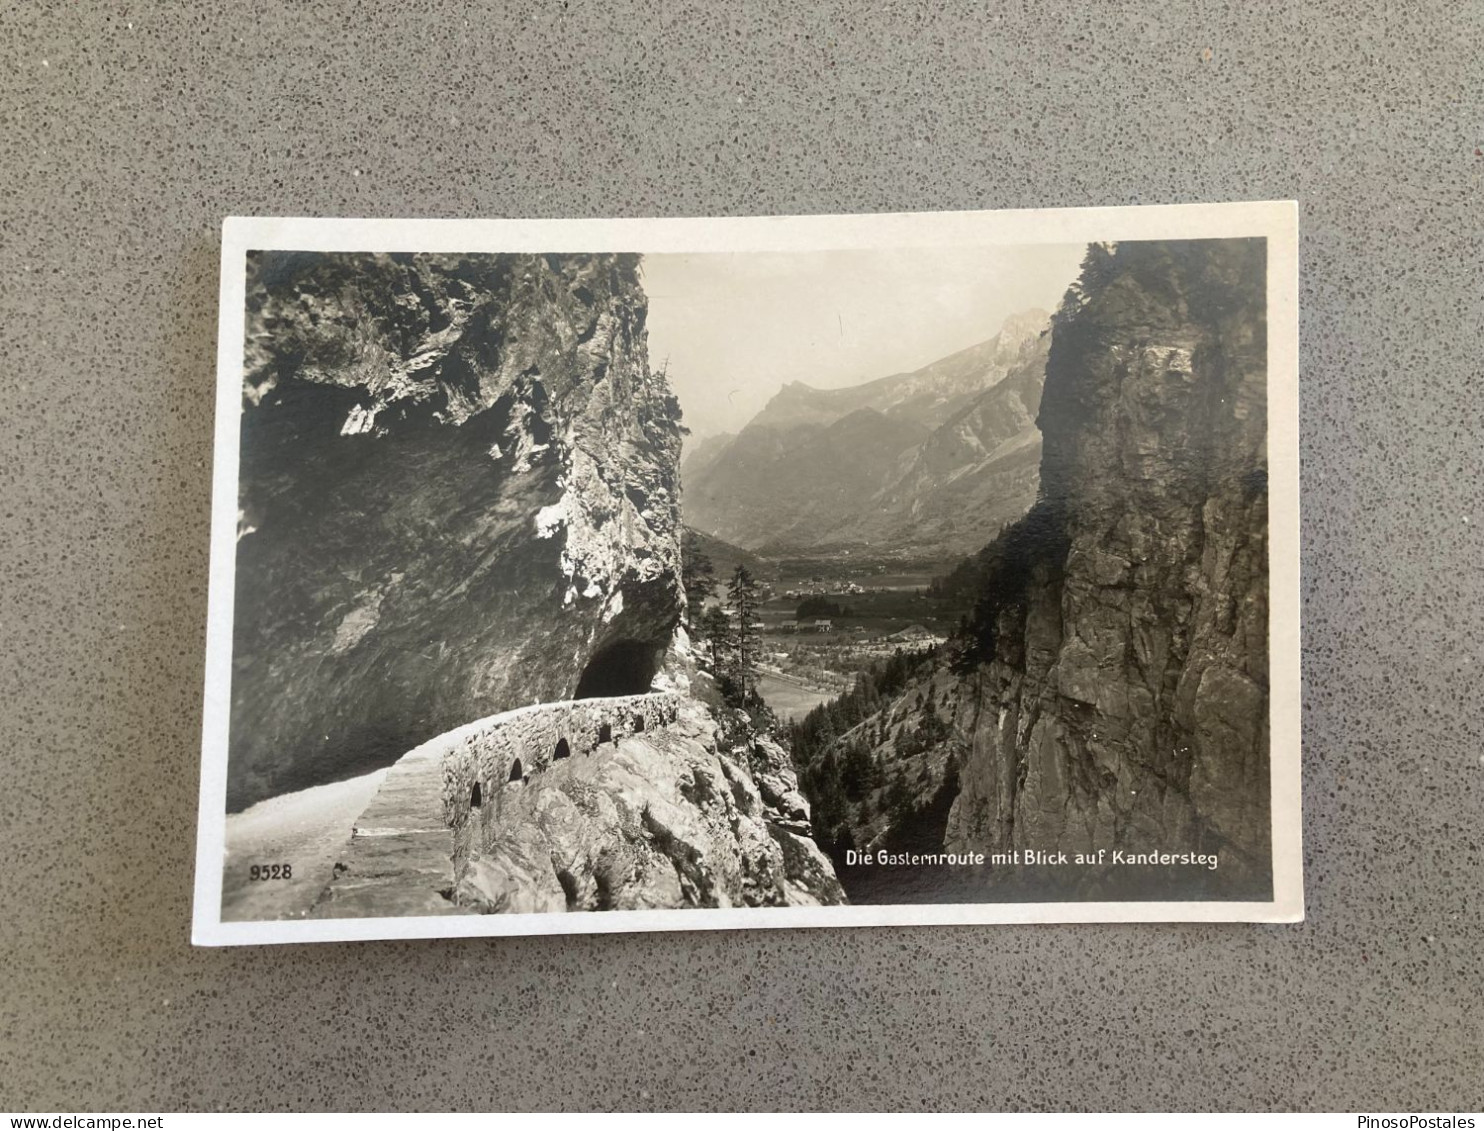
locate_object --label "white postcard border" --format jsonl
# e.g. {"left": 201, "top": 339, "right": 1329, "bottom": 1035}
{"left": 193, "top": 201, "right": 1303, "bottom": 945}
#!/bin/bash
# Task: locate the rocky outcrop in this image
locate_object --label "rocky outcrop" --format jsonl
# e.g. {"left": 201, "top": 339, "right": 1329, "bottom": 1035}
{"left": 943, "top": 240, "right": 1272, "bottom": 896}
{"left": 784, "top": 241, "right": 1271, "bottom": 902}
{"left": 230, "top": 253, "right": 684, "bottom": 810}
{"left": 310, "top": 693, "right": 844, "bottom": 915}
{"left": 683, "top": 309, "right": 1050, "bottom": 561}
{"left": 453, "top": 702, "right": 844, "bottom": 913}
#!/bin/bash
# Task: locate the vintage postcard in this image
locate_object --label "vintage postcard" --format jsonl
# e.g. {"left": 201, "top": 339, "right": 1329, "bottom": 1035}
{"left": 193, "top": 203, "right": 1301, "bottom": 944}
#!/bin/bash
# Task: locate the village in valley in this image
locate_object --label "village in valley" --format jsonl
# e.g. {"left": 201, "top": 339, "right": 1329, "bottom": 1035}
{"left": 683, "top": 534, "right": 960, "bottom": 722}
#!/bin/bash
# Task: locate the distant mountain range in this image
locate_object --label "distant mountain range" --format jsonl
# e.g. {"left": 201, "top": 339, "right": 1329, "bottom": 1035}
{"left": 681, "top": 309, "right": 1050, "bottom": 562}
{"left": 683, "top": 525, "right": 780, "bottom": 583}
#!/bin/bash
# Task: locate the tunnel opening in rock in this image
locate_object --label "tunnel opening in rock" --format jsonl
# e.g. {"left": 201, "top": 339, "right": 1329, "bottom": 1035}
{"left": 598, "top": 723, "right": 613, "bottom": 745}
{"left": 633, "top": 714, "right": 646, "bottom": 733}
{"left": 508, "top": 758, "right": 523, "bottom": 783}
{"left": 470, "top": 781, "right": 482, "bottom": 808}
{"left": 573, "top": 638, "right": 660, "bottom": 699}
{"left": 554, "top": 737, "right": 571, "bottom": 760}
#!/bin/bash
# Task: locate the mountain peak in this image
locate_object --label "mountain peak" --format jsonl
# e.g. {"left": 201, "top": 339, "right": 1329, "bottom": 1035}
{"left": 770, "top": 379, "right": 828, "bottom": 404}
{"left": 684, "top": 308, "right": 1053, "bottom": 556}
{"left": 995, "top": 308, "right": 1051, "bottom": 350}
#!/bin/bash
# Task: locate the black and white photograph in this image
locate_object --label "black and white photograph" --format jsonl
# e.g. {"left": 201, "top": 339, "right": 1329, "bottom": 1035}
{"left": 194, "top": 205, "right": 1301, "bottom": 943}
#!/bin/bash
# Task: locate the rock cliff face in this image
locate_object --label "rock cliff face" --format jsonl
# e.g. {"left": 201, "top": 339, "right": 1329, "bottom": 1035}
{"left": 792, "top": 241, "right": 1271, "bottom": 900}
{"left": 683, "top": 310, "right": 1049, "bottom": 561}
{"left": 945, "top": 239, "right": 1272, "bottom": 895}
{"left": 304, "top": 692, "right": 843, "bottom": 917}
{"left": 450, "top": 701, "right": 844, "bottom": 913}
{"left": 230, "top": 253, "right": 684, "bottom": 810}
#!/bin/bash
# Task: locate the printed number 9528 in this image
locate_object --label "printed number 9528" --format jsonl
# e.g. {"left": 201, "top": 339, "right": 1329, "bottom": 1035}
{"left": 249, "top": 864, "right": 293, "bottom": 881}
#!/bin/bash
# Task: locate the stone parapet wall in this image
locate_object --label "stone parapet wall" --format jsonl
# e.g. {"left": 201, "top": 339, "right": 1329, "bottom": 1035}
{"left": 439, "top": 692, "right": 683, "bottom": 835}
{"left": 311, "top": 691, "right": 684, "bottom": 917}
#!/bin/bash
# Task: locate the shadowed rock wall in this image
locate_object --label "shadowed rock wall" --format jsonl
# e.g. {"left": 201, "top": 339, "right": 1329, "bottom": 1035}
{"left": 229, "top": 252, "right": 683, "bottom": 810}
{"left": 945, "top": 239, "right": 1272, "bottom": 896}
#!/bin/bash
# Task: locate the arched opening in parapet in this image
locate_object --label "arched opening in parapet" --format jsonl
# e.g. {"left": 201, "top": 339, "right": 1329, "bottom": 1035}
{"left": 470, "top": 782, "right": 482, "bottom": 808}
{"left": 574, "top": 638, "right": 660, "bottom": 699}
{"left": 508, "top": 758, "right": 523, "bottom": 783}
{"left": 598, "top": 723, "right": 613, "bottom": 745}
{"left": 554, "top": 737, "right": 571, "bottom": 761}
{"left": 633, "top": 714, "right": 646, "bottom": 734}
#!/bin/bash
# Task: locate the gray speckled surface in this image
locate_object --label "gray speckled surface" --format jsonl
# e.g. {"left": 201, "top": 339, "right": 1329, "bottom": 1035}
{"left": 2, "top": 0, "right": 1481, "bottom": 1112}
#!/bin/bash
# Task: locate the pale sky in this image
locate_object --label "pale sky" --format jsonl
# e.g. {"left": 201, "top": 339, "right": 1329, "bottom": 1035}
{"left": 642, "top": 244, "right": 1087, "bottom": 442}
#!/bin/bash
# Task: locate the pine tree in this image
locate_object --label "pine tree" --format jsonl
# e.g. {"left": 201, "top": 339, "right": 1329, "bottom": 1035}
{"left": 841, "top": 740, "right": 873, "bottom": 801}
{"left": 680, "top": 530, "right": 715, "bottom": 628}
{"left": 727, "top": 565, "right": 761, "bottom": 698}
{"left": 700, "top": 605, "right": 734, "bottom": 671}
